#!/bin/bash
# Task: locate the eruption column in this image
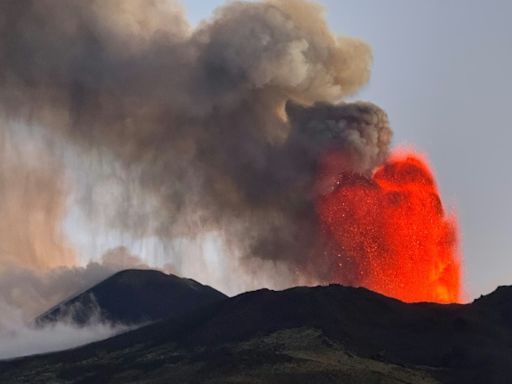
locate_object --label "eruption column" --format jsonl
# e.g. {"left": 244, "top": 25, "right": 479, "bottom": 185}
{"left": 0, "top": 0, "right": 464, "bottom": 297}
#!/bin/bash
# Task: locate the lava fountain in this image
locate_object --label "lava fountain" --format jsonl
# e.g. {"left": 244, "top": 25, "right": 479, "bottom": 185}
{"left": 316, "top": 149, "right": 462, "bottom": 303}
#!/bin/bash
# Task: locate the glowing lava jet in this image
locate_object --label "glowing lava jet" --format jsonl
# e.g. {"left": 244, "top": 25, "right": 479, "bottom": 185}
{"left": 316, "top": 150, "right": 462, "bottom": 303}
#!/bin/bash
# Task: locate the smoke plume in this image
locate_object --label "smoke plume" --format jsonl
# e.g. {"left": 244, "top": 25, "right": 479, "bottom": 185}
{"left": 0, "top": 0, "right": 391, "bottom": 286}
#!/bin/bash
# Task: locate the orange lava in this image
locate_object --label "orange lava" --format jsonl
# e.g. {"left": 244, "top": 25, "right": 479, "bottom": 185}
{"left": 316, "top": 150, "right": 462, "bottom": 303}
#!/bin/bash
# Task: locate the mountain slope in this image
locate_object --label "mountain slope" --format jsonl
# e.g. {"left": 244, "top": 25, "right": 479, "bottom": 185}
{"left": 35, "top": 269, "right": 227, "bottom": 326}
{"left": 3, "top": 284, "right": 512, "bottom": 383}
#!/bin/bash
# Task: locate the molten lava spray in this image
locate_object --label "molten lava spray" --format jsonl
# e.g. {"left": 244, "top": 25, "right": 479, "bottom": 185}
{"left": 316, "top": 150, "right": 462, "bottom": 303}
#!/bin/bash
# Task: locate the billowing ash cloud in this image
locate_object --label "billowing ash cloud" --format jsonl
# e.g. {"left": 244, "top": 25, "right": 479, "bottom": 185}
{"left": 0, "top": 1, "right": 392, "bottom": 288}
{"left": 286, "top": 101, "right": 391, "bottom": 175}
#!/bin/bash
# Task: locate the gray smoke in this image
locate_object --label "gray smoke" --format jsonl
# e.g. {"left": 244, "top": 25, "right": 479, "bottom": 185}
{"left": 0, "top": 0, "right": 392, "bottom": 286}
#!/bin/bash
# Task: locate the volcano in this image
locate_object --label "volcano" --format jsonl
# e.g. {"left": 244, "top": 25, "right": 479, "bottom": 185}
{"left": 3, "top": 276, "right": 512, "bottom": 384}
{"left": 35, "top": 269, "right": 227, "bottom": 326}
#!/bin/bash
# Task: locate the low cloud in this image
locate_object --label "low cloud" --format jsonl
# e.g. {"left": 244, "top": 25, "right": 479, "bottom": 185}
{"left": 0, "top": 300, "right": 131, "bottom": 360}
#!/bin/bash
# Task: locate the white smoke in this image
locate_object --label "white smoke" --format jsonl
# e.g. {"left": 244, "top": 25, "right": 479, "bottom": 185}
{"left": 0, "top": 299, "right": 131, "bottom": 360}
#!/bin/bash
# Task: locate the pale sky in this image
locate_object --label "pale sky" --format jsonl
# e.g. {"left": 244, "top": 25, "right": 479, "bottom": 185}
{"left": 181, "top": 0, "right": 512, "bottom": 299}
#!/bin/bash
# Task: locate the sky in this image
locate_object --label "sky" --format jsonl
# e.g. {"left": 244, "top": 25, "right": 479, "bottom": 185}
{"left": 181, "top": 0, "right": 512, "bottom": 299}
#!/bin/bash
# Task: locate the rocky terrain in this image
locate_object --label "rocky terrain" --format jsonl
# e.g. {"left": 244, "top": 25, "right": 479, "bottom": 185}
{"left": 35, "top": 269, "right": 227, "bottom": 326}
{"left": 2, "top": 272, "right": 512, "bottom": 383}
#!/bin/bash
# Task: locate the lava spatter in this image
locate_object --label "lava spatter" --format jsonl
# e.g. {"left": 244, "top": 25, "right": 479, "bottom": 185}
{"left": 316, "top": 150, "right": 462, "bottom": 303}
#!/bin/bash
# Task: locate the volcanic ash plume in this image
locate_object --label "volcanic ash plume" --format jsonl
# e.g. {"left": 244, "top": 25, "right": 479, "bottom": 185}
{"left": 0, "top": 0, "right": 462, "bottom": 302}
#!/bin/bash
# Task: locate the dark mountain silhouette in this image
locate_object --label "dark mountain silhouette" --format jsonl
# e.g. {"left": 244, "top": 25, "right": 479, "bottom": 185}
{"left": 3, "top": 282, "right": 512, "bottom": 383}
{"left": 35, "top": 269, "right": 227, "bottom": 326}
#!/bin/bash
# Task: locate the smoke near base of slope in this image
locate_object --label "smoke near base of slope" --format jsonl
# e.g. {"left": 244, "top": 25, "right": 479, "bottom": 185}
{"left": 0, "top": 247, "right": 151, "bottom": 358}
{"left": 0, "top": 299, "right": 132, "bottom": 360}
{"left": 0, "top": 246, "right": 153, "bottom": 329}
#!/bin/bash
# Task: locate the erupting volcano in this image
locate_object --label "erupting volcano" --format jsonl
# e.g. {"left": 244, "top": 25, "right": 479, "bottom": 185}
{"left": 0, "top": 0, "right": 466, "bottom": 314}
{"left": 316, "top": 150, "right": 462, "bottom": 303}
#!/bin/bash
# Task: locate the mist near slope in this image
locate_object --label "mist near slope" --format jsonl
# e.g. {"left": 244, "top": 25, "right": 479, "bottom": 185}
{"left": 0, "top": 309, "right": 131, "bottom": 360}
{"left": 0, "top": 246, "right": 152, "bottom": 359}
